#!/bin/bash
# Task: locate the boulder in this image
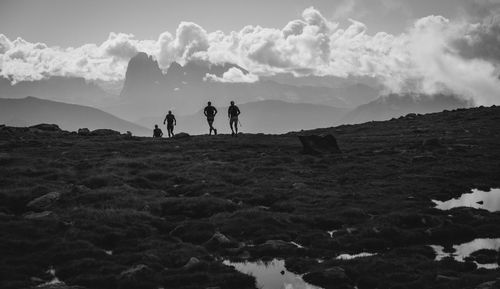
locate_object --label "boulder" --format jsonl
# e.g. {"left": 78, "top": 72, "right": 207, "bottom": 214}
{"left": 89, "top": 129, "right": 121, "bottom": 136}
{"left": 27, "top": 191, "right": 61, "bottom": 211}
{"left": 173, "top": 132, "right": 190, "bottom": 139}
{"left": 77, "top": 128, "right": 90, "bottom": 136}
{"left": 298, "top": 134, "right": 341, "bottom": 155}
{"left": 30, "top": 124, "right": 61, "bottom": 132}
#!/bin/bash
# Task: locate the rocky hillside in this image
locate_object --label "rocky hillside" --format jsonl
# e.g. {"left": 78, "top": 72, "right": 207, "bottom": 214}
{"left": 1, "top": 106, "right": 500, "bottom": 289}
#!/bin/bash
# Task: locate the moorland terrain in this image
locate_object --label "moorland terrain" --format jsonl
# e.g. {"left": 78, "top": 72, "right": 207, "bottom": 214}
{"left": 1, "top": 105, "right": 500, "bottom": 289}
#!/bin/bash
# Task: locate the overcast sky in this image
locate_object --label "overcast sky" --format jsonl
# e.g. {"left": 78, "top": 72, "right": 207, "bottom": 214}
{"left": 0, "top": 0, "right": 476, "bottom": 46}
{"left": 1, "top": 0, "right": 500, "bottom": 106}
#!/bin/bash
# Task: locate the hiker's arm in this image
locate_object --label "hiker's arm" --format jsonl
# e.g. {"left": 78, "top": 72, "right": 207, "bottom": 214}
{"left": 214, "top": 107, "right": 218, "bottom": 115}
{"left": 174, "top": 116, "right": 177, "bottom": 125}
{"left": 203, "top": 108, "right": 207, "bottom": 116}
{"left": 237, "top": 107, "right": 241, "bottom": 116}
{"left": 228, "top": 108, "right": 231, "bottom": 118}
{"left": 163, "top": 115, "right": 167, "bottom": 124}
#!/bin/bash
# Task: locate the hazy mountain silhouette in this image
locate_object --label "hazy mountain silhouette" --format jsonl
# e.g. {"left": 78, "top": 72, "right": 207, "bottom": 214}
{"left": 0, "top": 96, "right": 149, "bottom": 135}
{"left": 137, "top": 99, "right": 348, "bottom": 135}
{"left": 341, "top": 93, "right": 473, "bottom": 124}
{"left": 110, "top": 52, "right": 380, "bottom": 120}
{"left": 0, "top": 76, "right": 116, "bottom": 108}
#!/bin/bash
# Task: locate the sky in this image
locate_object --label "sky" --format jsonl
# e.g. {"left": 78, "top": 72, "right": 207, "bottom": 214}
{"left": 0, "top": 0, "right": 463, "bottom": 47}
{"left": 1, "top": 0, "right": 500, "bottom": 105}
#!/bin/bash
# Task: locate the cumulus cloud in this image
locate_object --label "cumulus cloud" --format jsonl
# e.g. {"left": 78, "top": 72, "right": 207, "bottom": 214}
{"left": 204, "top": 67, "right": 259, "bottom": 83}
{"left": 1, "top": 6, "right": 500, "bottom": 105}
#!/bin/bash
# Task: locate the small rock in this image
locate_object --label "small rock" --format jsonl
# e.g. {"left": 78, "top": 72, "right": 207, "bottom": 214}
{"left": 475, "top": 281, "right": 499, "bottom": 289}
{"left": 262, "top": 240, "right": 295, "bottom": 250}
{"left": 292, "top": 182, "right": 308, "bottom": 190}
{"left": 77, "top": 128, "right": 90, "bottom": 136}
{"left": 27, "top": 192, "right": 61, "bottom": 211}
{"left": 118, "top": 264, "right": 152, "bottom": 281}
{"left": 298, "top": 134, "right": 341, "bottom": 155}
{"left": 24, "top": 211, "right": 53, "bottom": 219}
{"left": 412, "top": 155, "right": 437, "bottom": 163}
{"left": 183, "top": 257, "right": 201, "bottom": 270}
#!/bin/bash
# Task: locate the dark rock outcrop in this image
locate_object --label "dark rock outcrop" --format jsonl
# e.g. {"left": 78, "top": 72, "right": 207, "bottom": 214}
{"left": 173, "top": 132, "right": 190, "bottom": 139}
{"left": 299, "top": 134, "right": 341, "bottom": 155}
{"left": 89, "top": 129, "right": 121, "bottom": 136}
{"left": 30, "top": 123, "right": 61, "bottom": 132}
{"left": 77, "top": 128, "right": 90, "bottom": 136}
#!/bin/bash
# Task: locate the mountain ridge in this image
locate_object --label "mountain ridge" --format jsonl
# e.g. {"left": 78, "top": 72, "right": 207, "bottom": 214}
{"left": 0, "top": 96, "right": 150, "bottom": 135}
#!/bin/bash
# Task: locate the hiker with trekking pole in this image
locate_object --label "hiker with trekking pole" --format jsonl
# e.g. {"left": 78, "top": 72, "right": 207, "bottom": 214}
{"left": 228, "top": 101, "right": 241, "bottom": 137}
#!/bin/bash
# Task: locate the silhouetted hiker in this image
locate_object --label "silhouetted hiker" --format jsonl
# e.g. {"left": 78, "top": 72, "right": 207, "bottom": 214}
{"left": 228, "top": 101, "right": 241, "bottom": 137}
{"left": 204, "top": 101, "right": 218, "bottom": 135}
{"left": 163, "top": 110, "right": 176, "bottom": 138}
{"left": 153, "top": 124, "right": 163, "bottom": 138}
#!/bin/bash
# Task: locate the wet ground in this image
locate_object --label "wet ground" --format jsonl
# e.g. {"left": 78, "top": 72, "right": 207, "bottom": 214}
{"left": 1, "top": 106, "right": 500, "bottom": 289}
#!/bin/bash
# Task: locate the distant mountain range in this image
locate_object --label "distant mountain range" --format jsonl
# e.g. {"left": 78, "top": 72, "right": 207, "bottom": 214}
{"left": 111, "top": 52, "right": 380, "bottom": 119}
{"left": 0, "top": 96, "right": 149, "bottom": 135}
{"left": 0, "top": 52, "right": 473, "bottom": 134}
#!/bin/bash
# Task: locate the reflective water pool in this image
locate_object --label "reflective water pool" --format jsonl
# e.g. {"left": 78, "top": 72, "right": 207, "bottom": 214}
{"left": 430, "top": 238, "right": 500, "bottom": 269}
{"left": 432, "top": 188, "right": 500, "bottom": 212}
{"left": 223, "top": 259, "right": 322, "bottom": 289}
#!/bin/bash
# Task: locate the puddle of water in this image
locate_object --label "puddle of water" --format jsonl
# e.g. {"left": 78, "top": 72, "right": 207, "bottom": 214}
{"left": 430, "top": 238, "right": 500, "bottom": 269}
{"left": 432, "top": 188, "right": 500, "bottom": 212}
{"left": 336, "top": 253, "right": 377, "bottom": 260}
{"left": 223, "top": 259, "right": 322, "bottom": 289}
{"left": 105, "top": 250, "right": 113, "bottom": 255}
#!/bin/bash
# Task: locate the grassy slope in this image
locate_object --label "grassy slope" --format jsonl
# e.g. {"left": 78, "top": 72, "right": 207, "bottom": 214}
{"left": 1, "top": 106, "right": 500, "bottom": 289}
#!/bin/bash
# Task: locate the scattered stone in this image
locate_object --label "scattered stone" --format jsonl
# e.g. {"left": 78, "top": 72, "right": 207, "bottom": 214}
{"left": 475, "top": 281, "right": 499, "bottom": 289}
{"left": 77, "top": 128, "right": 90, "bottom": 136}
{"left": 89, "top": 129, "right": 121, "bottom": 136}
{"left": 261, "top": 240, "right": 295, "bottom": 250}
{"left": 436, "top": 275, "right": 459, "bottom": 282}
{"left": 30, "top": 124, "right": 61, "bottom": 132}
{"left": 24, "top": 211, "right": 53, "bottom": 219}
{"left": 35, "top": 284, "right": 85, "bottom": 289}
{"left": 173, "top": 132, "right": 190, "bottom": 139}
{"left": 27, "top": 192, "right": 61, "bottom": 211}
{"left": 298, "top": 134, "right": 341, "bottom": 155}
{"left": 292, "top": 182, "right": 308, "bottom": 190}
{"left": 118, "top": 264, "right": 153, "bottom": 281}
{"left": 183, "top": 257, "right": 201, "bottom": 270}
